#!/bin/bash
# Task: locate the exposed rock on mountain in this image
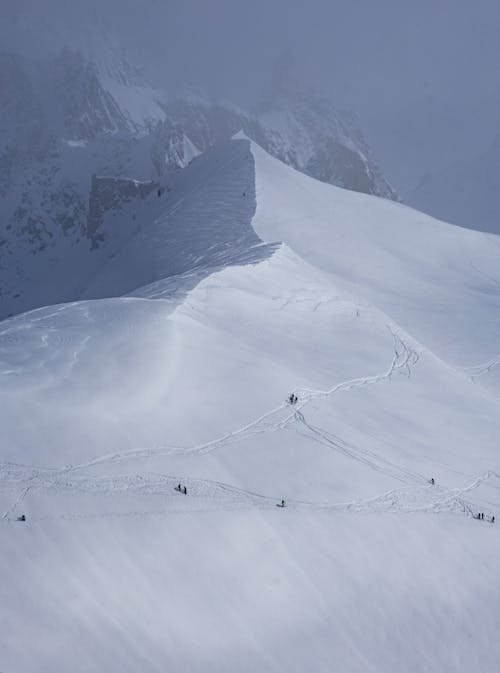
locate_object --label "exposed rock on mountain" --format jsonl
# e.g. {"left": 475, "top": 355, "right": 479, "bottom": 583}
{"left": 0, "top": 48, "right": 396, "bottom": 318}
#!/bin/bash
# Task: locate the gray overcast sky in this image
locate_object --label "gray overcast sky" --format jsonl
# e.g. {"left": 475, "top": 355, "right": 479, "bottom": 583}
{"left": 4, "top": 0, "right": 500, "bottom": 189}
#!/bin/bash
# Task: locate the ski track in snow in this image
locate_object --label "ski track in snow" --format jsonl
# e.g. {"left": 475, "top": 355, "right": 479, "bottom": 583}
{"left": 460, "top": 261, "right": 500, "bottom": 381}
{"left": 459, "top": 356, "right": 500, "bottom": 381}
{"left": 1, "top": 327, "right": 416, "bottom": 477}
{"left": 1, "top": 485, "right": 31, "bottom": 520}
{"left": 1, "top": 327, "right": 497, "bottom": 524}
{"left": 1, "top": 467, "right": 498, "bottom": 524}
{"left": 292, "top": 411, "right": 424, "bottom": 486}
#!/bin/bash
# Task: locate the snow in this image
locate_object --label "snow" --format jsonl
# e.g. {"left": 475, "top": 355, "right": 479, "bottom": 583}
{"left": 101, "top": 78, "right": 166, "bottom": 132}
{"left": 66, "top": 139, "right": 88, "bottom": 148}
{"left": 182, "top": 133, "right": 201, "bottom": 164}
{"left": 250, "top": 141, "right": 500, "bottom": 365}
{"left": 1, "top": 138, "right": 500, "bottom": 672}
{"left": 0, "top": 55, "right": 398, "bottom": 321}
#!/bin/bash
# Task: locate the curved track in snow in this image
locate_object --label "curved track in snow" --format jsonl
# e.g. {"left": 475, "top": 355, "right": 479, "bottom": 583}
{"left": 1, "top": 465, "right": 498, "bottom": 523}
{"left": 2, "top": 327, "right": 494, "bottom": 525}
{"left": 0, "top": 327, "right": 418, "bottom": 479}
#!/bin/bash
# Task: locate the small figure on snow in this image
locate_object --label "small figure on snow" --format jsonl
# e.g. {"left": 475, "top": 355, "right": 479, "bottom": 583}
{"left": 17, "top": 514, "right": 26, "bottom": 522}
{"left": 288, "top": 393, "right": 298, "bottom": 405}
{"left": 492, "top": 516, "right": 495, "bottom": 524}
{"left": 430, "top": 478, "right": 435, "bottom": 485}
{"left": 278, "top": 499, "right": 286, "bottom": 508}
{"left": 183, "top": 486, "right": 187, "bottom": 495}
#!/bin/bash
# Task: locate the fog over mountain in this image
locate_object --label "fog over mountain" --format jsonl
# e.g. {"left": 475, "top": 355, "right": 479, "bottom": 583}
{"left": 4, "top": 0, "right": 500, "bottom": 231}
{"left": 0, "top": 1, "right": 398, "bottom": 318}
{"left": 2, "top": 5, "right": 500, "bottom": 673}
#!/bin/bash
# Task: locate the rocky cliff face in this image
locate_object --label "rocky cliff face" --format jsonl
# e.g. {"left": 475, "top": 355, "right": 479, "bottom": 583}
{"left": 87, "top": 175, "right": 160, "bottom": 249}
{"left": 0, "top": 48, "right": 397, "bottom": 318}
{"left": 159, "top": 91, "right": 397, "bottom": 201}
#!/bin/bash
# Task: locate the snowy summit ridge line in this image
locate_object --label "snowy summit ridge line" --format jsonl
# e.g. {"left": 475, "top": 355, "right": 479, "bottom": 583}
{"left": 1, "top": 133, "right": 500, "bottom": 672}
{"left": 0, "top": 46, "right": 396, "bottom": 319}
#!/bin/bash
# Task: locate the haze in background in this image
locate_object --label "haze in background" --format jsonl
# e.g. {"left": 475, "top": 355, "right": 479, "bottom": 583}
{"left": 3, "top": 0, "right": 500, "bottom": 230}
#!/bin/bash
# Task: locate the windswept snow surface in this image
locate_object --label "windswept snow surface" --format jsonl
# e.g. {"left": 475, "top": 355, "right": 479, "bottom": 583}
{"left": 2, "top": 139, "right": 500, "bottom": 673}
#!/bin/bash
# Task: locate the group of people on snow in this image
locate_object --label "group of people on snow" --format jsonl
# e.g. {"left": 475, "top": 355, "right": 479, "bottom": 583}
{"left": 9, "top": 412, "right": 497, "bottom": 527}
{"left": 288, "top": 393, "right": 298, "bottom": 405}
{"left": 475, "top": 512, "right": 494, "bottom": 523}
{"left": 430, "top": 479, "right": 495, "bottom": 522}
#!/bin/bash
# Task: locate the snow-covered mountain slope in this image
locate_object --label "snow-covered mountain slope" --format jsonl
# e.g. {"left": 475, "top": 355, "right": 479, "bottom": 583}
{"left": 0, "top": 50, "right": 396, "bottom": 320}
{"left": 0, "top": 47, "right": 169, "bottom": 318}
{"left": 249, "top": 141, "right": 500, "bottom": 366}
{"left": 0, "top": 139, "right": 273, "bottom": 318}
{"left": 162, "top": 89, "right": 397, "bottom": 199}
{"left": 1, "top": 138, "right": 500, "bottom": 672}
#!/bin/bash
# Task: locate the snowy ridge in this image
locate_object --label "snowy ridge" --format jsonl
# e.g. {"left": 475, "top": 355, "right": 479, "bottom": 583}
{"left": 0, "top": 49, "right": 397, "bottom": 321}
{"left": 2, "top": 138, "right": 500, "bottom": 672}
{"left": 163, "top": 88, "right": 397, "bottom": 199}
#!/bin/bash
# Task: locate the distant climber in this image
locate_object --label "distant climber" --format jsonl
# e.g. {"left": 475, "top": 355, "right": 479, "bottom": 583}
{"left": 430, "top": 478, "right": 435, "bottom": 485}
{"left": 157, "top": 188, "right": 162, "bottom": 197}
{"left": 288, "top": 393, "right": 298, "bottom": 405}
{"left": 17, "top": 514, "right": 26, "bottom": 522}
{"left": 278, "top": 499, "right": 286, "bottom": 508}
{"left": 183, "top": 486, "right": 187, "bottom": 495}
{"left": 492, "top": 516, "right": 495, "bottom": 524}
{"left": 176, "top": 483, "right": 182, "bottom": 492}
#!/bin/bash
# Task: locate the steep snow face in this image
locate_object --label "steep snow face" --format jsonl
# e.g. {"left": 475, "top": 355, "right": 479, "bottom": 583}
{"left": 51, "top": 48, "right": 131, "bottom": 140}
{"left": 81, "top": 140, "right": 276, "bottom": 299}
{"left": 258, "top": 93, "right": 397, "bottom": 198}
{"left": 249, "top": 141, "right": 500, "bottom": 365}
{"left": 0, "top": 138, "right": 271, "bottom": 318}
{"left": 1, "top": 139, "right": 500, "bottom": 672}
{"left": 163, "top": 90, "right": 397, "bottom": 200}
{"left": 0, "top": 48, "right": 169, "bottom": 318}
{"left": 1, "top": 48, "right": 395, "bottom": 319}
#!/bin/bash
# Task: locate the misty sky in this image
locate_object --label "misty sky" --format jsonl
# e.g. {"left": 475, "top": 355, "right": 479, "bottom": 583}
{"left": 4, "top": 0, "right": 500, "bottom": 192}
